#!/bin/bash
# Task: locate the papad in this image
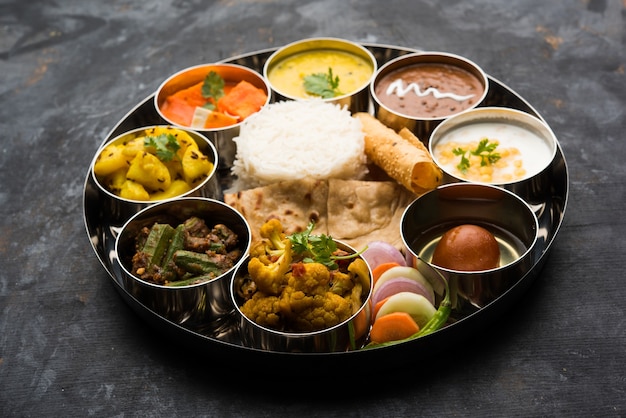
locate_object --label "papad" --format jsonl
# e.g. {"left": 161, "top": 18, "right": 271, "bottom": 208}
{"left": 354, "top": 112, "right": 443, "bottom": 195}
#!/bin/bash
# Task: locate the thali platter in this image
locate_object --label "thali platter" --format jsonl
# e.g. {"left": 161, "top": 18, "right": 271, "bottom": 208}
{"left": 83, "top": 43, "right": 568, "bottom": 373}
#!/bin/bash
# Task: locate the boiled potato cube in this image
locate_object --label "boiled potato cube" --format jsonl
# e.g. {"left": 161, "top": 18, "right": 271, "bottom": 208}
{"left": 104, "top": 169, "right": 127, "bottom": 195}
{"left": 149, "top": 179, "right": 192, "bottom": 201}
{"left": 94, "top": 144, "right": 128, "bottom": 177}
{"left": 126, "top": 152, "right": 171, "bottom": 191}
{"left": 121, "top": 136, "right": 146, "bottom": 159}
{"left": 175, "top": 133, "right": 199, "bottom": 160}
{"left": 119, "top": 180, "right": 150, "bottom": 201}
{"left": 182, "top": 147, "right": 214, "bottom": 185}
{"left": 165, "top": 160, "right": 184, "bottom": 183}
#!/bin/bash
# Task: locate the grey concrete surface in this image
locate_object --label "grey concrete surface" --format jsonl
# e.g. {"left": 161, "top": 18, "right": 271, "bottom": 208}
{"left": 1, "top": 0, "right": 624, "bottom": 416}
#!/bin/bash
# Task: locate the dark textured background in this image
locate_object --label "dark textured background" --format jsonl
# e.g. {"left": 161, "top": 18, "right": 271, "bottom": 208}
{"left": 1, "top": 0, "right": 625, "bottom": 416}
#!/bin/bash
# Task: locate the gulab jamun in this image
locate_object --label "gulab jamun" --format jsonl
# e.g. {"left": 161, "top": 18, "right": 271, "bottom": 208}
{"left": 431, "top": 224, "right": 500, "bottom": 271}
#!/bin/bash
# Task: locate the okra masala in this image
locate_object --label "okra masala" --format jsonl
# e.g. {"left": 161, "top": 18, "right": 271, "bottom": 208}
{"left": 130, "top": 216, "right": 242, "bottom": 286}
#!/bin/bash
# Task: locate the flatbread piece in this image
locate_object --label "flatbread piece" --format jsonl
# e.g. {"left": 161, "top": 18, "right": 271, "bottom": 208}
{"left": 326, "top": 179, "right": 416, "bottom": 250}
{"left": 224, "top": 178, "right": 416, "bottom": 251}
{"left": 223, "top": 178, "right": 329, "bottom": 242}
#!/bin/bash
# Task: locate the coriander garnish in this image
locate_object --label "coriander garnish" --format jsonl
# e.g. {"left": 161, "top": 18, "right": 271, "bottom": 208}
{"left": 452, "top": 138, "right": 501, "bottom": 173}
{"left": 303, "top": 67, "right": 342, "bottom": 99}
{"left": 288, "top": 222, "right": 364, "bottom": 270}
{"left": 201, "top": 71, "right": 225, "bottom": 110}
{"left": 144, "top": 133, "right": 180, "bottom": 162}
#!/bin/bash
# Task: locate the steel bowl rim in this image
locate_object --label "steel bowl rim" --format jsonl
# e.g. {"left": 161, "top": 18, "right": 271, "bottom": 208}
{"left": 428, "top": 106, "right": 559, "bottom": 186}
{"left": 370, "top": 50, "right": 489, "bottom": 122}
{"left": 90, "top": 125, "right": 219, "bottom": 205}
{"left": 400, "top": 182, "right": 540, "bottom": 274}
{"left": 154, "top": 62, "right": 272, "bottom": 132}
{"left": 230, "top": 239, "right": 373, "bottom": 338}
{"left": 262, "top": 36, "right": 379, "bottom": 102}
{"left": 115, "top": 196, "right": 252, "bottom": 290}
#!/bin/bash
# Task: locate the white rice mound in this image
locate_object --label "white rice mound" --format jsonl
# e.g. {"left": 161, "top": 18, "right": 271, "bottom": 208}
{"left": 230, "top": 100, "right": 368, "bottom": 190}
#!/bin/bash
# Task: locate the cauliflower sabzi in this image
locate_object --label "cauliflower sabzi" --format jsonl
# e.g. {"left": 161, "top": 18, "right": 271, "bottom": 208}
{"left": 236, "top": 219, "right": 370, "bottom": 332}
{"left": 247, "top": 218, "right": 292, "bottom": 295}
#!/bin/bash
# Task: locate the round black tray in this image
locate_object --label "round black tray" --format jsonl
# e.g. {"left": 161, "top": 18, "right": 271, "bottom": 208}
{"left": 83, "top": 43, "right": 568, "bottom": 373}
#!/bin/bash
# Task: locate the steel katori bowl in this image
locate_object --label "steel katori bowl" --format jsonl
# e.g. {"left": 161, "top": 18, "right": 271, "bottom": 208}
{"left": 115, "top": 197, "right": 251, "bottom": 326}
{"left": 371, "top": 51, "right": 488, "bottom": 142}
{"left": 428, "top": 107, "right": 558, "bottom": 206}
{"left": 401, "top": 182, "right": 539, "bottom": 310}
{"left": 263, "top": 37, "right": 378, "bottom": 113}
{"left": 154, "top": 63, "right": 271, "bottom": 167}
{"left": 90, "top": 125, "right": 220, "bottom": 227}
{"left": 230, "top": 241, "right": 373, "bottom": 353}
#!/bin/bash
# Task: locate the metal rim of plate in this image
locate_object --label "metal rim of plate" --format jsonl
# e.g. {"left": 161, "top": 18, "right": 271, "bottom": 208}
{"left": 82, "top": 43, "right": 569, "bottom": 373}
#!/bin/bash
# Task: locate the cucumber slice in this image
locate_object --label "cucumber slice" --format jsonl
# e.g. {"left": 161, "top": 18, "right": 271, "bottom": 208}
{"left": 375, "top": 291, "right": 437, "bottom": 328}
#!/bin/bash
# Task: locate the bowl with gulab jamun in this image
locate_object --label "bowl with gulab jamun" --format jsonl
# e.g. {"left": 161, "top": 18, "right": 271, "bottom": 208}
{"left": 400, "top": 182, "right": 538, "bottom": 309}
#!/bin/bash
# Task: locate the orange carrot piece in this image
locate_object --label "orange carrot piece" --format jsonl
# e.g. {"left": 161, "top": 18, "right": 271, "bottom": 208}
{"left": 160, "top": 81, "right": 208, "bottom": 126}
{"left": 203, "top": 111, "right": 238, "bottom": 129}
{"left": 217, "top": 80, "right": 267, "bottom": 120}
{"left": 160, "top": 95, "right": 196, "bottom": 126}
{"left": 171, "top": 81, "right": 207, "bottom": 107}
{"left": 372, "top": 262, "right": 401, "bottom": 285}
{"left": 369, "top": 312, "right": 420, "bottom": 344}
{"left": 372, "top": 296, "right": 391, "bottom": 322}
{"left": 352, "top": 308, "right": 370, "bottom": 341}
{"left": 161, "top": 79, "right": 266, "bottom": 128}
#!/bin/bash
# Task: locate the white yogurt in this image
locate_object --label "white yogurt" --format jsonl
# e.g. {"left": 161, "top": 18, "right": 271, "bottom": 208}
{"left": 432, "top": 121, "right": 554, "bottom": 184}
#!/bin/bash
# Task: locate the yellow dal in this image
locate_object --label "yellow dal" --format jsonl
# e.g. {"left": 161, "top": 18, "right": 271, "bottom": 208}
{"left": 267, "top": 49, "right": 374, "bottom": 98}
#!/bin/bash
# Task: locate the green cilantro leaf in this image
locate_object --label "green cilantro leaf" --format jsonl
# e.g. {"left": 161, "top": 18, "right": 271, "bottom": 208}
{"left": 289, "top": 222, "right": 315, "bottom": 255}
{"left": 287, "top": 222, "right": 364, "bottom": 270}
{"left": 201, "top": 71, "right": 225, "bottom": 109}
{"left": 143, "top": 133, "right": 180, "bottom": 162}
{"left": 303, "top": 67, "right": 342, "bottom": 99}
{"left": 453, "top": 138, "right": 500, "bottom": 173}
{"left": 453, "top": 147, "right": 470, "bottom": 173}
{"left": 471, "top": 138, "right": 501, "bottom": 166}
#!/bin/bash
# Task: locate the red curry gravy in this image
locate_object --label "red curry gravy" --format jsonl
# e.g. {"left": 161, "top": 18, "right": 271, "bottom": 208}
{"left": 374, "top": 63, "right": 484, "bottom": 119}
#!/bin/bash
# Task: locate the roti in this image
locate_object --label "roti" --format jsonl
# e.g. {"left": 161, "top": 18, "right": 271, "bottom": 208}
{"left": 223, "top": 178, "right": 329, "bottom": 242}
{"left": 326, "top": 179, "right": 416, "bottom": 250}
{"left": 224, "top": 178, "right": 416, "bottom": 250}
